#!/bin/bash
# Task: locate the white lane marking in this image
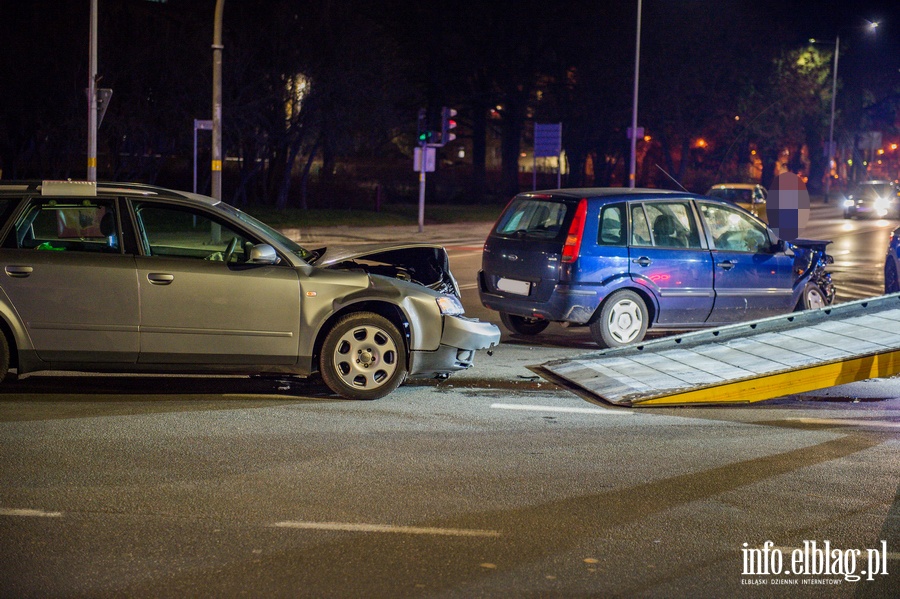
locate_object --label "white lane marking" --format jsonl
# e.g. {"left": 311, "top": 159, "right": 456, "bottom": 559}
{"left": 785, "top": 418, "right": 900, "bottom": 429}
{"left": 0, "top": 508, "right": 63, "bottom": 518}
{"left": 491, "top": 403, "right": 633, "bottom": 415}
{"left": 270, "top": 520, "right": 501, "bottom": 537}
{"left": 458, "top": 283, "right": 478, "bottom": 290}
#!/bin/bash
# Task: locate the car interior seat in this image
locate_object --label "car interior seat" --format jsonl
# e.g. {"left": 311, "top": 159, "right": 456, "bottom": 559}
{"left": 99, "top": 211, "right": 119, "bottom": 250}
{"left": 652, "top": 214, "right": 687, "bottom": 247}
{"left": 531, "top": 205, "right": 551, "bottom": 230}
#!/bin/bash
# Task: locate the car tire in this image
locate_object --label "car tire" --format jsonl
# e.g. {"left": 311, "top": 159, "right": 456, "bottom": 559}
{"left": 886, "top": 259, "right": 899, "bottom": 294}
{"left": 590, "top": 290, "right": 648, "bottom": 348}
{"left": 320, "top": 312, "right": 407, "bottom": 400}
{"left": 843, "top": 210, "right": 852, "bottom": 219}
{"left": 799, "top": 283, "right": 827, "bottom": 311}
{"left": 499, "top": 312, "right": 549, "bottom": 336}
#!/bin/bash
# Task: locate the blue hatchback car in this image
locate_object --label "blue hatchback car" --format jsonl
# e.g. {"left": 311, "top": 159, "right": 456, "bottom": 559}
{"left": 886, "top": 225, "right": 900, "bottom": 293}
{"left": 479, "top": 188, "right": 835, "bottom": 347}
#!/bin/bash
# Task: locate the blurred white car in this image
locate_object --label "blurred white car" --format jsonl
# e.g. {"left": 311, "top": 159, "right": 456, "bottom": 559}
{"left": 842, "top": 180, "right": 900, "bottom": 219}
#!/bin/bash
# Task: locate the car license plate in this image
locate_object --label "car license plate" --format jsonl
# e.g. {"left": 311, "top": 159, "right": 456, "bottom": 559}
{"left": 497, "top": 278, "right": 531, "bottom": 295}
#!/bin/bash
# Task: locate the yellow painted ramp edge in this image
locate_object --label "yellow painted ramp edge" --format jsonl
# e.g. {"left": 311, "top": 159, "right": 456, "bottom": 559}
{"left": 630, "top": 349, "right": 900, "bottom": 406}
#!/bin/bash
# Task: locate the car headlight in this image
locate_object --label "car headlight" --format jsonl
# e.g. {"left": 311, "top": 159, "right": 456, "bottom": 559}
{"left": 843, "top": 199, "right": 855, "bottom": 208}
{"left": 436, "top": 294, "right": 465, "bottom": 315}
{"left": 875, "top": 197, "right": 889, "bottom": 211}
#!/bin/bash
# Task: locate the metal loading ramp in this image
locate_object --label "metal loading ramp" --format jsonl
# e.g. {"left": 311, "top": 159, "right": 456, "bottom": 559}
{"left": 537, "top": 294, "right": 900, "bottom": 407}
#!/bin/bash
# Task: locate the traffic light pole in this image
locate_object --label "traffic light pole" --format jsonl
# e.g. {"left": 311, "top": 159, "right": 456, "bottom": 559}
{"left": 414, "top": 107, "right": 455, "bottom": 233}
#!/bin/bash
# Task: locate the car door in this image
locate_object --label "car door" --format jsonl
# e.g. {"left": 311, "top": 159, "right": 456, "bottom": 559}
{"left": 0, "top": 196, "right": 139, "bottom": 363}
{"left": 697, "top": 201, "right": 795, "bottom": 324}
{"left": 627, "top": 201, "right": 714, "bottom": 325}
{"left": 130, "top": 200, "right": 302, "bottom": 365}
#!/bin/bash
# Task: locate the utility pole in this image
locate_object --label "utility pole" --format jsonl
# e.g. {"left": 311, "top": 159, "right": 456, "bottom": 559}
{"left": 825, "top": 35, "right": 839, "bottom": 203}
{"left": 87, "top": 0, "right": 98, "bottom": 181}
{"left": 211, "top": 0, "right": 224, "bottom": 200}
{"left": 628, "top": 0, "right": 642, "bottom": 189}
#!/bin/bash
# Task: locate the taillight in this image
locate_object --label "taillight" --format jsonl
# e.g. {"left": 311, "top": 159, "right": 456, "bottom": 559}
{"left": 561, "top": 199, "right": 587, "bottom": 263}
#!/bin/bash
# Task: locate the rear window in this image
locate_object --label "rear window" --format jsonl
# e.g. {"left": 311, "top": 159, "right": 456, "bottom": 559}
{"left": 709, "top": 188, "right": 753, "bottom": 204}
{"left": 494, "top": 198, "right": 569, "bottom": 240}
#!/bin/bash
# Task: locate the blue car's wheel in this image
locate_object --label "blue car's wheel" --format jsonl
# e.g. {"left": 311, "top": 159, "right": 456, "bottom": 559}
{"left": 500, "top": 312, "right": 549, "bottom": 336}
{"left": 799, "top": 283, "right": 827, "bottom": 311}
{"left": 886, "top": 259, "right": 899, "bottom": 294}
{"left": 590, "top": 290, "right": 648, "bottom": 348}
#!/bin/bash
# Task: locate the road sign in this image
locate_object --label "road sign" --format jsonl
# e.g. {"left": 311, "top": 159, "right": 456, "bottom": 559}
{"left": 534, "top": 123, "right": 562, "bottom": 157}
{"left": 414, "top": 146, "right": 436, "bottom": 172}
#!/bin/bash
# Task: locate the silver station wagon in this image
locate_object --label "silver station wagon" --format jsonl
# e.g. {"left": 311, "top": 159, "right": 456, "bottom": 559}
{"left": 0, "top": 181, "right": 500, "bottom": 399}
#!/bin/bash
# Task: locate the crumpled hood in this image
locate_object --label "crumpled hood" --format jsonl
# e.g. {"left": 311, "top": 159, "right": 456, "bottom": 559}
{"left": 311, "top": 242, "right": 460, "bottom": 297}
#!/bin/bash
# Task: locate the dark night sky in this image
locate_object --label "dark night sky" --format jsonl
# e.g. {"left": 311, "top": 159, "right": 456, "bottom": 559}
{"left": 727, "top": 0, "right": 898, "bottom": 89}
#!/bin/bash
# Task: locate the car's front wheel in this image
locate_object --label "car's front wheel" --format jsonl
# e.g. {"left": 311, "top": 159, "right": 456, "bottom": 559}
{"left": 590, "top": 290, "right": 648, "bottom": 348}
{"left": 886, "top": 259, "right": 899, "bottom": 294}
{"left": 799, "top": 283, "right": 827, "bottom": 311}
{"left": 499, "top": 312, "right": 549, "bottom": 336}
{"left": 320, "top": 312, "right": 407, "bottom": 400}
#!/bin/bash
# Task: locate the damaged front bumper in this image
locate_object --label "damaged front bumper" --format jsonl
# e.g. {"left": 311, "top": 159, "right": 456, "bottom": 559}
{"left": 408, "top": 315, "right": 501, "bottom": 379}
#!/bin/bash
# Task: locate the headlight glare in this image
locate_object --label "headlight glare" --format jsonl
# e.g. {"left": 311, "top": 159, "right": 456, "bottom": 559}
{"left": 436, "top": 295, "right": 465, "bottom": 315}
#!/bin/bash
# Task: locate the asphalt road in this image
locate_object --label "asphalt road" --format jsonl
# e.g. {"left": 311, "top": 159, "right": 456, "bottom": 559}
{"left": 0, "top": 200, "right": 898, "bottom": 597}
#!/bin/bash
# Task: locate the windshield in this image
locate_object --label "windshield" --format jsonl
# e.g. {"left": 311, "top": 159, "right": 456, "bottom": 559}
{"left": 218, "top": 202, "right": 316, "bottom": 262}
{"left": 494, "top": 198, "right": 569, "bottom": 240}
{"left": 852, "top": 183, "right": 895, "bottom": 198}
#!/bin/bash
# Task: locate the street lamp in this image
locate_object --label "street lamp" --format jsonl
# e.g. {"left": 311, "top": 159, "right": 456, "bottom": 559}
{"left": 628, "top": 0, "right": 642, "bottom": 189}
{"left": 211, "top": 0, "right": 224, "bottom": 201}
{"left": 825, "top": 35, "right": 838, "bottom": 202}
{"left": 87, "top": 0, "right": 98, "bottom": 182}
{"left": 817, "top": 20, "right": 879, "bottom": 202}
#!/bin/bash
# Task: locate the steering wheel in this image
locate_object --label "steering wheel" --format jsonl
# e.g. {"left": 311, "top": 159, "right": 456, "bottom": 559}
{"left": 716, "top": 230, "right": 742, "bottom": 251}
{"left": 222, "top": 237, "right": 239, "bottom": 263}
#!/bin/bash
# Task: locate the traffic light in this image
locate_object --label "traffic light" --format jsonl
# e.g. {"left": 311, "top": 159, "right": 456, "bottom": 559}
{"left": 440, "top": 107, "right": 457, "bottom": 145}
{"left": 417, "top": 108, "right": 433, "bottom": 144}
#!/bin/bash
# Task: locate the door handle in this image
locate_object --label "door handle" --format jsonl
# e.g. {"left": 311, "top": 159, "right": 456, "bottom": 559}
{"left": 4, "top": 265, "right": 33, "bottom": 278}
{"left": 716, "top": 260, "right": 736, "bottom": 271}
{"left": 147, "top": 273, "right": 175, "bottom": 285}
{"left": 632, "top": 256, "right": 651, "bottom": 267}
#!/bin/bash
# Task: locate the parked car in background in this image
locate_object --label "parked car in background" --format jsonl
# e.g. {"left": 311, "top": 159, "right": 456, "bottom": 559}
{"left": 886, "top": 226, "right": 900, "bottom": 294}
{"left": 0, "top": 180, "right": 500, "bottom": 399}
{"left": 705, "top": 183, "right": 768, "bottom": 221}
{"left": 842, "top": 180, "right": 900, "bottom": 219}
{"left": 479, "top": 188, "right": 834, "bottom": 348}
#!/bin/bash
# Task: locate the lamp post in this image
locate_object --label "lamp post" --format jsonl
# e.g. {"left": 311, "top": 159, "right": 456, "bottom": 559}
{"left": 211, "top": 0, "right": 224, "bottom": 201}
{"left": 628, "top": 0, "right": 642, "bottom": 189}
{"left": 87, "top": 0, "right": 98, "bottom": 182}
{"left": 819, "top": 20, "right": 878, "bottom": 202}
{"left": 824, "top": 35, "right": 838, "bottom": 203}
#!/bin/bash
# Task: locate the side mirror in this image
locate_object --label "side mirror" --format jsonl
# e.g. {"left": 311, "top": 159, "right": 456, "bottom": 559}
{"left": 772, "top": 239, "right": 790, "bottom": 255}
{"left": 248, "top": 243, "right": 278, "bottom": 264}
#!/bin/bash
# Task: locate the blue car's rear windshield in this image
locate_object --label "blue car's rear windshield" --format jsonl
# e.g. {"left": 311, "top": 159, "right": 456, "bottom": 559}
{"left": 494, "top": 198, "right": 569, "bottom": 240}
